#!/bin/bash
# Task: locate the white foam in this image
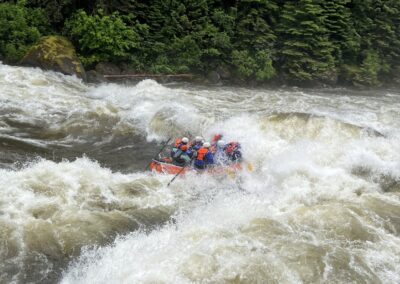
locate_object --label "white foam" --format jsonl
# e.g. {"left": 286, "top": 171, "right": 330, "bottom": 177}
{"left": 2, "top": 63, "right": 400, "bottom": 283}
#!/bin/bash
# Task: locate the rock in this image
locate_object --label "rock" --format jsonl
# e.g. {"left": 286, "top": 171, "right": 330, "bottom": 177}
{"left": 319, "top": 70, "right": 339, "bottom": 86}
{"left": 207, "top": 70, "right": 221, "bottom": 84}
{"left": 95, "top": 62, "right": 121, "bottom": 75}
{"left": 86, "top": 70, "right": 105, "bottom": 83}
{"left": 118, "top": 62, "right": 137, "bottom": 75}
{"left": 20, "top": 36, "right": 86, "bottom": 80}
{"left": 216, "top": 65, "right": 231, "bottom": 80}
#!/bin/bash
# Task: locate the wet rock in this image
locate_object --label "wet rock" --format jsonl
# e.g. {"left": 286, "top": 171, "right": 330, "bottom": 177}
{"left": 216, "top": 65, "right": 231, "bottom": 80}
{"left": 318, "top": 70, "right": 339, "bottom": 86}
{"left": 95, "top": 62, "right": 121, "bottom": 75}
{"left": 20, "top": 36, "right": 86, "bottom": 80}
{"left": 86, "top": 70, "right": 105, "bottom": 84}
{"left": 119, "top": 62, "right": 136, "bottom": 75}
{"left": 207, "top": 70, "right": 221, "bottom": 84}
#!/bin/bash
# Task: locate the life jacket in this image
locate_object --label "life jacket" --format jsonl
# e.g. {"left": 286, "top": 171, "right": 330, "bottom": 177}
{"left": 174, "top": 138, "right": 188, "bottom": 151}
{"left": 196, "top": 148, "right": 209, "bottom": 161}
{"left": 179, "top": 144, "right": 188, "bottom": 151}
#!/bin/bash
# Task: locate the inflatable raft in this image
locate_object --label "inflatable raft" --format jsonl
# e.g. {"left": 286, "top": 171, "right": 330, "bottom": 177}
{"left": 149, "top": 159, "right": 243, "bottom": 176}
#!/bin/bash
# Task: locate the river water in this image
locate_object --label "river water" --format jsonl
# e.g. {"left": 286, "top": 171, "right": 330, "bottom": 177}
{"left": 0, "top": 63, "right": 399, "bottom": 283}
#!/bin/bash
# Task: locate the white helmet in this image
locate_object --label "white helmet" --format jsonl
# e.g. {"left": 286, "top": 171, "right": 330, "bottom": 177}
{"left": 217, "top": 140, "right": 225, "bottom": 147}
{"left": 195, "top": 136, "right": 203, "bottom": 142}
{"left": 203, "top": 142, "right": 211, "bottom": 148}
{"left": 181, "top": 137, "right": 189, "bottom": 144}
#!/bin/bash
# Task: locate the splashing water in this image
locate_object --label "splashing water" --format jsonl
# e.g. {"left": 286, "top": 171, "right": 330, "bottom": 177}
{"left": 0, "top": 63, "right": 400, "bottom": 283}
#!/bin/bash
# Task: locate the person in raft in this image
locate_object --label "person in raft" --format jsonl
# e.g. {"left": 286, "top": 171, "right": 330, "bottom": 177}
{"left": 225, "top": 141, "right": 242, "bottom": 162}
{"left": 171, "top": 137, "right": 191, "bottom": 166}
{"left": 210, "top": 133, "right": 242, "bottom": 164}
{"left": 190, "top": 136, "right": 204, "bottom": 151}
{"left": 193, "top": 142, "right": 214, "bottom": 170}
{"left": 213, "top": 140, "right": 229, "bottom": 166}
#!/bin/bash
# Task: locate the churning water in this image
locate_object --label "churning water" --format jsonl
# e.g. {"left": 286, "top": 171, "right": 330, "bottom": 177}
{"left": 0, "top": 63, "right": 399, "bottom": 283}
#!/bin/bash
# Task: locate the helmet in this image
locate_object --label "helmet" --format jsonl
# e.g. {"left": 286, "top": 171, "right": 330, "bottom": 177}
{"left": 203, "top": 142, "right": 211, "bottom": 148}
{"left": 217, "top": 140, "right": 225, "bottom": 147}
{"left": 195, "top": 136, "right": 203, "bottom": 142}
{"left": 181, "top": 137, "right": 189, "bottom": 144}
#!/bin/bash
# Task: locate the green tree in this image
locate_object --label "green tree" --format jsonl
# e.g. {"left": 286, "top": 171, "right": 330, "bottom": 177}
{"left": 0, "top": 2, "right": 49, "bottom": 62}
{"left": 277, "top": 0, "right": 336, "bottom": 83}
{"left": 231, "top": 0, "right": 277, "bottom": 80}
{"left": 348, "top": 0, "right": 400, "bottom": 85}
{"left": 318, "top": 0, "right": 360, "bottom": 64}
{"left": 64, "top": 9, "right": 139, "bottom": 67}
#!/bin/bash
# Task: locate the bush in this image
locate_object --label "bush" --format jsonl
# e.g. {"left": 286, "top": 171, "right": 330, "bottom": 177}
{"left": 342, "top": 50, "right": 385, "bottom": 87}
{"left": 231, "top": 50, "right": 275, "bottom": 81}
{"left": 0, "top": 2, "right": 49, "bottom": 63}
{"left": 64, "top": 9, "right": 139, "bottom": 67}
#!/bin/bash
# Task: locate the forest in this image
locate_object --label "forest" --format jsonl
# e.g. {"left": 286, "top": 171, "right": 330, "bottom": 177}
{"left": 0, "top": 0, "right": 399, "bottom": 87}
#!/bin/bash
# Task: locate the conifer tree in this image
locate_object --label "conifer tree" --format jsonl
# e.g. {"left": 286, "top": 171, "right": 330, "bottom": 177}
{"left": 232, "top": 0, "right": 278, "bottom": 80}
{"left": 343, "top": 0, "right": 400, "bottom": 85}
{"left": 277, "top": 0, "right": 335, "bottom": 83}
{"left": 317, "top": 0, "right": 360, "bottom": 64}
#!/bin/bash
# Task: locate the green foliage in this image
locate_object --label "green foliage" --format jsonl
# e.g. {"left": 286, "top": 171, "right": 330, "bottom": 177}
{"left": 231, "top": 0, "right": 277, "bottom": 81}
{"left": 277, "top": 0, "right": 336, "bottom": 83}
{"left": 231, "top": 50, "right": 255, "bottom": 78}
{"left": 64, "top": 9, "right": 139, "bottom": 67}
{"left": 1, "top": 0, "right": 400, "bottom": 86}
{"left": 231, "top": 50, "right": 275, "bottom": 81}
{"left": 350, "top": 0, "right": 400, "bottom": 83}
{"left": 0, "top": 2, "right": 49, "bottom": 62}
{"left": 342, "top": 49, "right": 385, "bottom": 86}
{"left": 317, "top": 0, "right": 360, "bottom": 63}
{"left": 26, "top": 0, "right": 98, "bottom": 28}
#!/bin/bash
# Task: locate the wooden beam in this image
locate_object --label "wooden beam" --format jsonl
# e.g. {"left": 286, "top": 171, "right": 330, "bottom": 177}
{"left": 103, "top": 74, "right": 194, "bottom": 78}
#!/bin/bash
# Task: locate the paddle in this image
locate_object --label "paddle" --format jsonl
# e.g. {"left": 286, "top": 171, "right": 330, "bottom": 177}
{"left": 145, "top": 137, "right": 172, "bottom": 170}
{"left": 167, "top": 156, "right": 195, "bottom": 187}
{"left": 167, "top": 165, "right": 186, "bottom": 187}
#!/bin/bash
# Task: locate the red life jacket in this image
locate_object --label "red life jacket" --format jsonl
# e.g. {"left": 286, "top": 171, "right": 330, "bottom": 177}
{"left": 196, "top": 148, "right": 209, "bottom": 161}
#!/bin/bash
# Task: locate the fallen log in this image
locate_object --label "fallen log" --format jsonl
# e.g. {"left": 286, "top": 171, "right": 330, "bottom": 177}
{"left": 103, "top": 73, "right": 194, "bottom": 78}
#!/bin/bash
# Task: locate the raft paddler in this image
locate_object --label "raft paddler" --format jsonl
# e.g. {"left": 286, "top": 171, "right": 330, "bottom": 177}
{"left": 193, "top": 142, "right": 214, "bottom": 170}
{"left": 171, "top": 137, "right": 191, "bottom": 166}
{"left": 213, "top": 140, "right": 229, "bottom": 166}
{"left": 190, "top": 136, "right": 204, "bottom": 151}
{"left": 225, "top": 141, "right": 242, "bottom": 162}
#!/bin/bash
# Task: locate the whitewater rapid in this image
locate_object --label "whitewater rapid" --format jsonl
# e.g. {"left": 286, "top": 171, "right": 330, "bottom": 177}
{"left": 0, "top": 63, "right": 399, "bottom": 283}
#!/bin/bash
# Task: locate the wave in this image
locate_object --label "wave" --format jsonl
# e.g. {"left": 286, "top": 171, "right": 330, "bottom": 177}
{"left": 0, "top": 157, "right": 177, "bottom": 282}
{"left": 1, "top": 63, "right": 400, "bottom": 283}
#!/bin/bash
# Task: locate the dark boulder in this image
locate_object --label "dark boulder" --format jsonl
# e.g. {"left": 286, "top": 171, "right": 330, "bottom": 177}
{"left": 95, "top": 62, "right": 121, "bottom": 75}
{"left": 207, "top": 70, "right": 221, "bottom": 84}
{"left": 86, "top": 70, "right": 105, "bottom": 84}
{"left": 216, "top": 65, "right": 232, "bottom": 80}
{"left": 20, "top": 36, "right": 86, "bottom": 80}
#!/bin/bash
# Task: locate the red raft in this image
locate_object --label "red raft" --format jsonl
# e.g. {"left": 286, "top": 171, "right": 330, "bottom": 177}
{"left": 149, "top": 159, "right": 243, "bottom": 176}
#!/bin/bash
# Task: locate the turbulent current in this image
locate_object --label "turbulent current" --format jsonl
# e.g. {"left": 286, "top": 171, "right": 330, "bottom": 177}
{"left": 0, "top": 63, "right": 400, "bottom": 283}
